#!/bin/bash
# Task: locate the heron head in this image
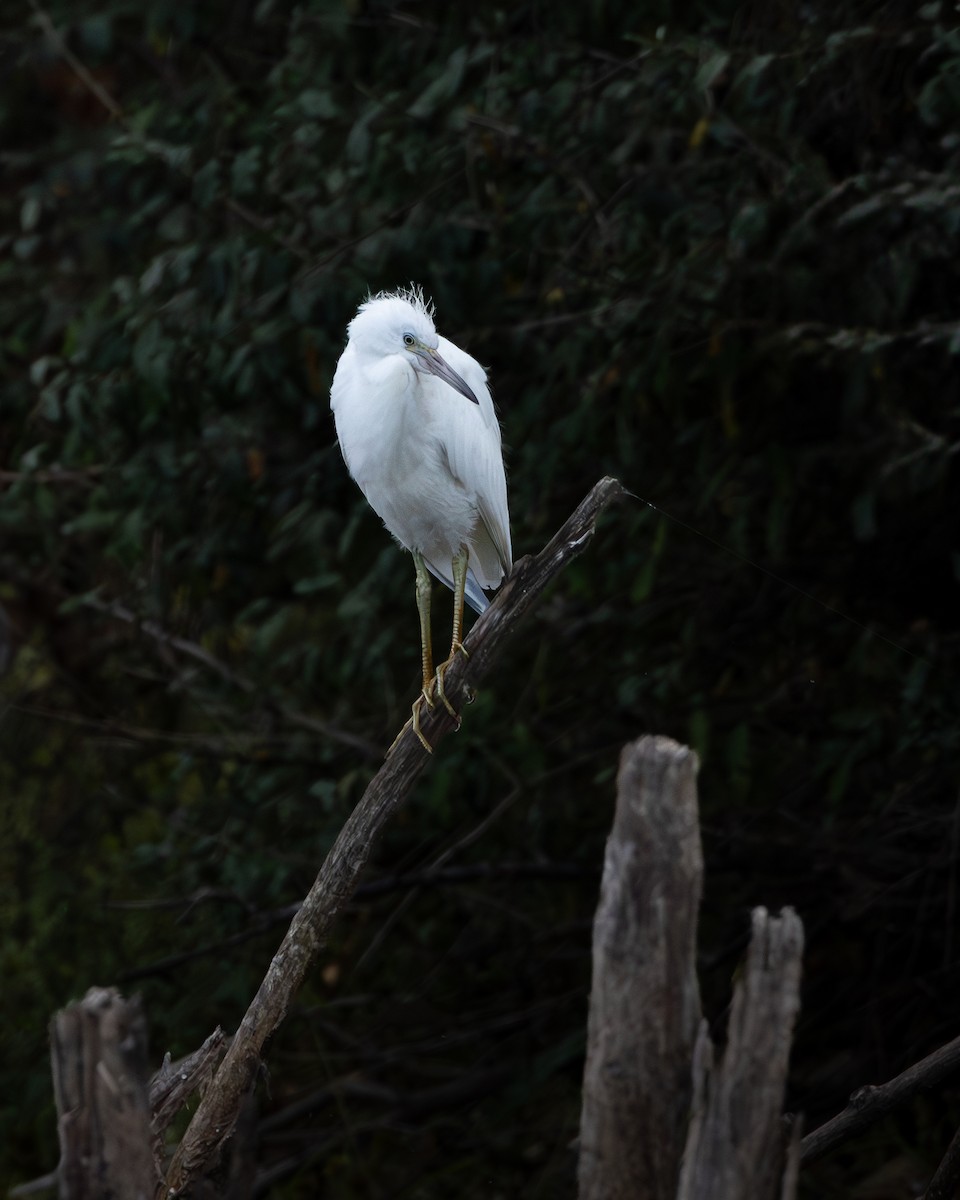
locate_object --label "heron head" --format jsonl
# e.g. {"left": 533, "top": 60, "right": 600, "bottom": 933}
{"left": 349, "top": 295, "right": 435, "bottom": 357}
{"left": 349, "top": 293, "right": 479, "bottom": 405}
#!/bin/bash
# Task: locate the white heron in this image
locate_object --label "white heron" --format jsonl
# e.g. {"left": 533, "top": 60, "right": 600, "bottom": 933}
{"left": 330, "top": 286, "right": 512, "bottom": 750}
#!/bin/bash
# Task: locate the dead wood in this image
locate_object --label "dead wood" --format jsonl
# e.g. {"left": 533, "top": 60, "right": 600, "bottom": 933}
{"left": 801, "top": 1031, "right": 960, "bottom": 1165}
{"left": 578, "top": 735, "right": 703, "bottom": 1200}
{"left": 161, "top": 475, "right": 624, "bottom": 1196}
{"left": 677, "top": 906, "right": 804, "bottom": 1200}
{"left": 49, "top": 987, "right": 156, "bottom": 1200}
{"left": 924, "top": 1118, "right": 960, "bottom": 1200}
{"left": 150, "top": 1029, "right": 229, "bottom": 1155}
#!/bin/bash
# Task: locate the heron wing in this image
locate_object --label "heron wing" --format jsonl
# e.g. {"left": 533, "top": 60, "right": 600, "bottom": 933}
{"left": 435, "top": 336, "right": 513, "bottom": 587}
{"left": 421, "top": 557, "right": 492, "bottom": 615}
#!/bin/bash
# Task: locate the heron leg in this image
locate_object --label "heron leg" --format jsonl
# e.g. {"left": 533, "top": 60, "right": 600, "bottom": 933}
{"left": 413, "top": 550, "right": 434, "bottom": 698}
{"left": 449, "top": 543, "right": 469, "bottom": 660}
{"left": 434, "top": 544, "right": 469, "bottom": 721}
{"left": 409, "top": 551, "right": 436, "bottom": 752}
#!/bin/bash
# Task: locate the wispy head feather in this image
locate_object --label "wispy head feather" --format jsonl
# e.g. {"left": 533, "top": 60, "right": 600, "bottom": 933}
{"left": 348, "top": 283, "right": 438, "bottom": 349}
{"left": 369, "top": 283, "right": 435, "bottom": 319}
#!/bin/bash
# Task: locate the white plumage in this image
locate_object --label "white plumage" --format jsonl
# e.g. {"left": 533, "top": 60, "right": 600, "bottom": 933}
{"left": 331, "top": 287, "right": 512, "bottom": 612}
{"left": 330, "top": 286, "right": 512, "bottom": 749}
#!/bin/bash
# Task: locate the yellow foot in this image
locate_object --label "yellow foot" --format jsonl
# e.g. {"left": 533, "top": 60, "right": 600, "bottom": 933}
{"left": 409, "top": 653, "right": 471, "bottom": 753}
{"left": 411, "top": 691, "right": 434, "bottom": 753}
{"left": 434, "top": 659, "right": 464, "bottom": 728}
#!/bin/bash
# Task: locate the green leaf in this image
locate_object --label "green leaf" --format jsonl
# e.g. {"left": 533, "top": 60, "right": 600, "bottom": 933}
{"left": 192, "top": 159, "right": 221, "bottom": 209}
{"left": 230, "top": 147, "right": 263, "bottom": 199}
{"left": 851, "top": 491, "right": 877, "bottom": 541}
{"left": 408, "top": 46, "right": 468, "bottom": 119}
{"left": 79, "top": 14, "right": 112, "bottom": 54}
{"left": 299, "top": 89, "right": 336, "bottom": 118}
{"left": 293, "top": 572, "right": 341, "bottom": 595}
{"left": 694, "top": 51, "right": 730, "bottom": 93}
{"left": 20, "top": 196, "right": 41, "bottom": 233}
{"left": 62, "top": 510, "right": 120, "bottom": 535}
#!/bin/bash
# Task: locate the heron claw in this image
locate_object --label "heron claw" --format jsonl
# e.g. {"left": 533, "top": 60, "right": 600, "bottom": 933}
{"left": 411, "top": 694, "right": 434, "bottom": 753}
{"left": 433, "top": 661, "right": 460, "bottom": 721}
{"left": 411, "top": 641, "right": 472, "bottom": 750}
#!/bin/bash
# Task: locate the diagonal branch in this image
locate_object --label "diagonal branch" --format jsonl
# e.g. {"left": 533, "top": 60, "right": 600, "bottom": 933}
{"left": 161, "top": 476, "right": 624, "bottom": 1196}
{"left": 800, "top": 1031, "right": 960, "bottom": 1164}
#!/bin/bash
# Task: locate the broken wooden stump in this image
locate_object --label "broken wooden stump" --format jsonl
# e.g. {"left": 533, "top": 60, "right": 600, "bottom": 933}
{"left": 50, "top": 986, "right": 156, "bottom": 1200}
{"left": 578, "top": 735, "right": 703, "bottom": 1200}
{"left": 578, "top": 735, "right": 804, "bottom": 1200}
{"left": 677, "top": 906, "right": 804, "bottom": 1200}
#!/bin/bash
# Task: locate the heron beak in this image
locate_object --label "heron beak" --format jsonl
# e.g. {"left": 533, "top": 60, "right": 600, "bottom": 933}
{"left": 415, "top": 346, "right": 480, "bottom": 405}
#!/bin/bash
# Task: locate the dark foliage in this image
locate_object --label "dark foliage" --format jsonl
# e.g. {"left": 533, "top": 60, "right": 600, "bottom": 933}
{"left": 2, "top": 0, "right": 959, "bottom": 1195}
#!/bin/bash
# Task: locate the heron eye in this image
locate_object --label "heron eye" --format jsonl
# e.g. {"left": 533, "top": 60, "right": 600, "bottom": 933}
{"left": 402, "top": 333, "right": 416, "bottom": 348}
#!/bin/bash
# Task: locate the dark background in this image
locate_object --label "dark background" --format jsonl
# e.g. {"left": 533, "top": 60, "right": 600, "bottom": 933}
{"left": 2, "top": 0, "right": 959, "bottom": 1195}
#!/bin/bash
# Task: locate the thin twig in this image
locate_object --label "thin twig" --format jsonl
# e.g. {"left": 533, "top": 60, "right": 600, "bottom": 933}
{"left": 161, "top": 476, "right": 624, "bottom": 1195}
{"left": 354, "top": 782, "right": 525, "bottom": 970}
{"left": 800, "top": 1032, "right": 960, "bottom": 1163}
{"left": 0, "top": 465, "right": 105, "bottom": 486}
{"left": 924, "top": 1120, "right": 960, "bottom": 1200}
{"left": 85, "top": 597, "right": 381, "bottom": 759}
{"left": 14, "top": 703, "right": 320, "bottom": 765}
{"left": 9, "top": 1172, "right": 58, "bottom": 1197}
{"left": 28, "top": 1, "right": 465, "bottom": 284}
{"left": 117, "top": 862, "right": 585, "bottom": 983}
{"left": 28, "top": 0, "right": 311, "bottom": 262}
{"left": 251, "top": 1067, "right": 513, "bottom": 1196}
{"left": 29, "top": 2, "right": 123, "bottom": 117}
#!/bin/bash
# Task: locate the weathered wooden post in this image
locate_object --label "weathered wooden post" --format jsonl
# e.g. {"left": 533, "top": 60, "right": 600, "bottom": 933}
{"left": 678, "top": 906, "right": 804, "bottom": 1200}
{"left": 578, "top": 735, "right": 804, "bottom": 1200}
{"left": 578, "top": 735, "right": 703, "bottom": 1200}
{"left": 50, "top": 987, "right": 156, "bottom": 1200}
